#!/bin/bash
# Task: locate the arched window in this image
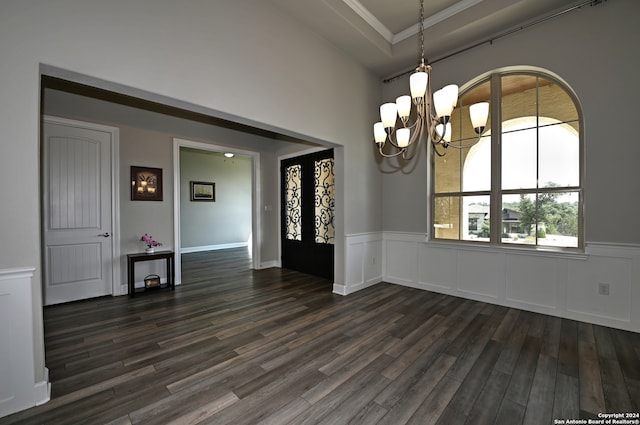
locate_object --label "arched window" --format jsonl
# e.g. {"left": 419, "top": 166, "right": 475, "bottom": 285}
{"left": 432, "top": 69, "right": 583, "bottom": 249}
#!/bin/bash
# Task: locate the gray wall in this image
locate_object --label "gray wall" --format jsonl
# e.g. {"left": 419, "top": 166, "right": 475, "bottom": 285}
{"left": 180, "top": 148, "right": 252, "bottom": 249}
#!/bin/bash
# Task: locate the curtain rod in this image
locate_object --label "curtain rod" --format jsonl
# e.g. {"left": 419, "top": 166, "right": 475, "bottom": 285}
{"left": 383, "top": 0, "right": 607, "bottom": 83}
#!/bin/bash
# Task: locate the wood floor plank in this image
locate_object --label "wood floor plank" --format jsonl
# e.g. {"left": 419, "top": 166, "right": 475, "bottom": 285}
{"left": 578, "top": 323, "right": 607, "bottom": 416}
{"left": 345, "top": 401, "right": 388, "bottom": 425}
{"left": 504, "top": 335, "right": 542, "bottom": 406}
{"left": 313, "top": 365, "right": 391, "bottom": 425}
{"left": 465, "top": 368, "right": 511, "bottom": 425}
{"left": 494, "top": 398, "right": 526, "bottom": 425}
{"left": 380, "top": 313, "right": 448, "bottom": 380}
{"left": 522, "top": 354, "right": 558, "bottom": 425}
{"left": 494, "top": 311, "right": 532, "bottom": 375}
{"left": 255, "top": 397, "right": 312, "bottom": 425}
{"left": 558, "top": 318, "right": 579, "bottom": 378}
{"left": 610, "top": 328, "right": 640, "bottom": 381}
{"left": 303, "top": 335, "right": 397, "bottom": 405}
{"left": 376, "top": 354, "right": 457, "bottom": 425}
{"left": 413, "top": 376, "right": 463, "bottom": 425}
{"left": 1, "top": 248, "right": 638, "bottom": 425}
{"left": 287, "top": 354, "right": 394, "bottom": 425}
{"left": 155, "top": 392, "right": 239, "bottom": 425}
{"left": 438, "top": 339, "right": 504, "bottom": 421}
{"left": 552, "top": 373, "right": 580, "bottom": 421}
{"left": 374, "top": 327, "right": 451, "bottom": 409}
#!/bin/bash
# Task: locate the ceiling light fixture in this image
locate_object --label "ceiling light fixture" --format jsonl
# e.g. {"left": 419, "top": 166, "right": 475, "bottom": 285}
{"left": 374, "top": 0, "right": 489, "bottom": 158}
{"left": 224, "top": 152, "right": 234, "bottom": 158}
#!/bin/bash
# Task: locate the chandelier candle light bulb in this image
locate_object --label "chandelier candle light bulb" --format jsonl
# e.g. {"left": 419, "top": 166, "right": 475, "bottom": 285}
{"left": 410, "top": 71, "right": 428, "bottom": 98}
{"left": 380, "top": 103, "right": 398, "bottom": 129}
{"left": 396, "top": 95, "right": 412, "bottom": 121}
{"left": 397, "top": 128, "right": 411, "bottom": 148}
{"left": 470, "top": 102, "right": 490, "bottom": 133}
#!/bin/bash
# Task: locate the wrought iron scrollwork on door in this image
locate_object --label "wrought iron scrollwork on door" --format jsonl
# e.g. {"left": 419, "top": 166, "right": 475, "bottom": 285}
{"left": 314, "top": 158, "right": 335, "bottom": 244}
{"left": 284, "top": 164, "right": 302, "bottom": 241}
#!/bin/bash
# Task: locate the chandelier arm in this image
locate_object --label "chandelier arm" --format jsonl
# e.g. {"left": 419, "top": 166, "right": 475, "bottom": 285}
{"left": 426, "top": 116, "right": 447, "bottom": 147}
{"left": 432, "top": 141, "right": 448, "bottom": 157}
{"left": 400, "top": 118, "right": 425, "bottom": 161}
{"left": 405, "top": 119, "right": 423, "bottom": 146}
{"left": 384, "top": 132, "right": 405, "bottom": 150}
{"left": 383, "top": 106, "right": 425, "bottom": 150}
{"left": 440, "top": 134, "right": 484, "bottom": 150}
{"left": 377, "top": 144, "right": 408, "bottom": 158}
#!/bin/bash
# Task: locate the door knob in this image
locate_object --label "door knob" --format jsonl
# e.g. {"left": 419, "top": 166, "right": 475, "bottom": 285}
{"left": 98, "top": 232, "right": 110, "bottom": 237}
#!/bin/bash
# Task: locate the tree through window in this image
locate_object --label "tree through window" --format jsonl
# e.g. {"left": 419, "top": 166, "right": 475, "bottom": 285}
{"left": 432, "top": 70, "right": 583, "bottom": 249}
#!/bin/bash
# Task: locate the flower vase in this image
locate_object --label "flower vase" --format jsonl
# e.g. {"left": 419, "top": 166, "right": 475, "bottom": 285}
{"left": 145, "top": 247, "right": 155, "bottom": 254}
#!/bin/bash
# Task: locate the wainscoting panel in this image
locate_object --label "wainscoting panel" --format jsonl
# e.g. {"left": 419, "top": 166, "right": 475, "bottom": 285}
{"left": 418, "top": 244, "right": 456, "bottom": 291}
{"left": 382, "top": 232, "right": 640, "bottom": 332}
{"left": 505, "top": 253, "right": 561, "bottom": 311}
{"left": 0, "top": 268, "right": 50, "bottom": 418}
{"left": 335, "top": 233, "right": 382, "bottom": 295}
{"left": 384, "top": 238, "right": 418, "bottom": 287}
{"left": 456, "top": 249, "right": 503, "bottom": 301}
{"left": 567, "top": 249, "right": 633, "bottom": 323}
{"left": 345, "top": 240, "right": 363, "bottom": 287}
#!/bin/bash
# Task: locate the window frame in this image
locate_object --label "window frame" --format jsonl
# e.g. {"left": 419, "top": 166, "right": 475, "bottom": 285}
{"left": 430, "top": 68, "right": 585, "bottom": 251}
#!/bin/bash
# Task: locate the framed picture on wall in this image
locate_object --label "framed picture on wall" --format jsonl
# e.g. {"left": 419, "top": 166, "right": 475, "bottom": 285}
{"left": 190, "top": 181, "right": 215, "bottom": 202}
{"left": 131, "top": 166, "right": 163, "bottom": 201}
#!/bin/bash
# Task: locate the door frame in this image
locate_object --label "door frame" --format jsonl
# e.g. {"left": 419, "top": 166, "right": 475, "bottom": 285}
{"left": 172, "top": 138, "right": 261, "bottom": 285}
{"left": 277, "top": 147, "right": 332, "bottom": 274}
{"left": 41, "top": 116, "right": 122, "bottom": 297}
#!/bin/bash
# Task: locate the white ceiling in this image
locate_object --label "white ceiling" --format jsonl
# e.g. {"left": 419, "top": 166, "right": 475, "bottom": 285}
{"left": 270, "top": 0, "right": 592, "bottom": 77}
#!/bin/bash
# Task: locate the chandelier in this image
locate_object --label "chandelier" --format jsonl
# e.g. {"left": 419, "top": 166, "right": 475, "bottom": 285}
{"left": 374, "top": 0, "right": 489, "bottom": 159}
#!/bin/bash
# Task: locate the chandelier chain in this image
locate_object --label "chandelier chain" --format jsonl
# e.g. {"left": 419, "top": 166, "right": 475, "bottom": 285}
{"left": 418, "top": 0, "right": 425, "bottom": 65}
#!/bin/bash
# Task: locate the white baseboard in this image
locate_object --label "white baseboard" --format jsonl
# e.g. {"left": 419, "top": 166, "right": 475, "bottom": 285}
{"left": 181, "top": 242, "right": 249, "bottom": 254}
{"left": 34, "top": 367, "right": 51, "bottom": 406}
{"left": 256, "top": 260, "right": 279, "bottom": 270}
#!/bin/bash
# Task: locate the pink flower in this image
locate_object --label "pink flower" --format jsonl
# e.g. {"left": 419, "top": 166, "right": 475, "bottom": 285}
{"left": 140, "top": 233, "right": 162, "bottom": 248}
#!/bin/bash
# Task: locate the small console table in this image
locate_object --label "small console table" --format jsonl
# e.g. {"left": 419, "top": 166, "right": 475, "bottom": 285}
{"left": 127, "top": 250, "right": 175, "bottom": 296}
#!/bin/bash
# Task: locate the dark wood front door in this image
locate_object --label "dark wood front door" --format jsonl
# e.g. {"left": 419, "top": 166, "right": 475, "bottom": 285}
{"left": 281, "top": 149, "right": 334, "bottom": 280}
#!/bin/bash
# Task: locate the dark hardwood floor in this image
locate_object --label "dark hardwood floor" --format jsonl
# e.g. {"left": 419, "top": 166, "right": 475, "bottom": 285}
{"left": 2, "top": 248, "right": 639, "bottom": 424}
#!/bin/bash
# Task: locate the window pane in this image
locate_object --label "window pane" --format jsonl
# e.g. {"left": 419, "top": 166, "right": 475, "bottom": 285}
{"left": 433, "top": 196, "right": 460, "bottom": 240}
{"left": 434, "top": 144, "right": 461, "bottom": 193}
{"left": 502, "top": 124, "right": 537, "bottom": 190}
{"left": 462, "top": 134, "right": 491, "bottom": 192}
{"left": 538, "top": 78, "right": 579, "bottom": 124}
{"left": 539, "top": 122, "right": 580, "bottom": 188}
{"left": 314, "top": 158, "right": 335, "bottom": 244}
{"left": 459, "top": 81, "right": 491, "bottom": 192}
{"left": 502, "top": 74, "right": 538, "bottom": 126}
{"left": 537, "top": 191, "right": 579, "bottom": 248}
{"left": 284, "top": 164, "right": 302, "bottom": 241}
{"left": 502, "top": 193, "right": 535, "bottom": 245}
{"left": 462, "top": 195, "right": 490, "bottom": 242}
{"left": 502, "top": 191, "right": 579, "bottom": 248}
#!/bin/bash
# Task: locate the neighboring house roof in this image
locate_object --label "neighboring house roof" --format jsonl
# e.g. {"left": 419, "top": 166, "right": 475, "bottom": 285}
{"left": 502, "top": 208, "right": 521, "bottom": 221}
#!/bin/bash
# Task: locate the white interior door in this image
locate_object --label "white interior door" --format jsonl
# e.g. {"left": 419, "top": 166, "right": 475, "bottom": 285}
{"left": 43, "top": 118, "right": 115, "bottom": 305}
